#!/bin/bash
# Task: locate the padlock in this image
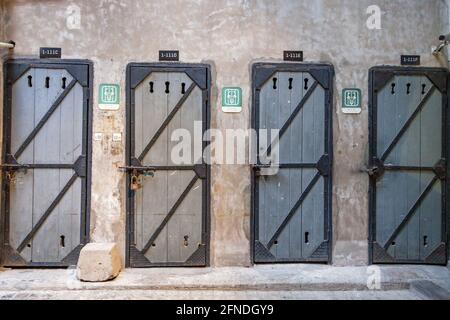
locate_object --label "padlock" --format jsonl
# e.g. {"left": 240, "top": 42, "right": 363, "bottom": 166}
{"left": 6, "top": 171, "right": 17, "bottom": 185}
{"left": 130, "top": 174, "right": 142, "bottom": 191}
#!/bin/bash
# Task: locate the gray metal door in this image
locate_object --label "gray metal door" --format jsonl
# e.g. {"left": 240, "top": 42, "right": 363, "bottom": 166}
{"left": 1, "top": 60, "right": 92, "bottom": 267}
{"left": 126, "top": 63, "right": 210, "bottom": 267}
{"left": 369, "top": 67, "right": 448, "bottom": 265}
{"left": 252, "top": 63, "right": 333, "bottom": 263}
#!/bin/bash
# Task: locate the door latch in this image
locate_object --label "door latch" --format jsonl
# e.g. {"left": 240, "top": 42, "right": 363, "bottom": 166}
{"left": 130, "top": 173, "right": 142, "bottom": 191}
{"left": 0, "top": 163, "right": 29, "bottom": 171}
{"left": 119, "top": 165, "right": 155, "bottom": 191}
{"left": 119, "top": 165, "right": 155, "bottom": 176}
{"left": 0, "top": 162, "right": 29, "bottom": 184}
{"left": 361, "top": 158, "right": 385, "bottom": 180}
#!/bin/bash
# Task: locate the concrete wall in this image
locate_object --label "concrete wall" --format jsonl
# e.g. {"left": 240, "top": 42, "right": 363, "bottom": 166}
{"left": 1, "top": 0, "right": 448, "bottom": 267}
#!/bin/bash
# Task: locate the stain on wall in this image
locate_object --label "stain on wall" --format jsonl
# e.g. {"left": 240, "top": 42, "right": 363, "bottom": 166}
{"left": 1, "top": 0, "right": 449, "bottom": 267}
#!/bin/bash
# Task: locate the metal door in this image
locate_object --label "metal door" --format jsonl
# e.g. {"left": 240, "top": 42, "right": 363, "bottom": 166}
{"left": 125, "top": 63, "right": 210, "bottom": 267}
{"left": 251, "top": 63, "right": 333, "bottom": 263}
{"left": 1, "top": 60, "right": 92, "bottom": 267}
{"left": 368, "top": 67, "right": 448, "bottom": 265}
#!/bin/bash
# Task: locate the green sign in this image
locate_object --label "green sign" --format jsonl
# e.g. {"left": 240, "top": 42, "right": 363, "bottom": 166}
{"left": 222, "top": 87, "right": 242, "bottom": 113}
{"left": 342, "top": 88, "right": 361, "bottom": 114}
{"left": 99, "top": 84, "right": 120, "bottom": 110}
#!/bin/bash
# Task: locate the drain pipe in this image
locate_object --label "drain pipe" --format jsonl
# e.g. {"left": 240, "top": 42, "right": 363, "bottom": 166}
{"left": 0, "top": 40, "right": 15, "bottom": 49}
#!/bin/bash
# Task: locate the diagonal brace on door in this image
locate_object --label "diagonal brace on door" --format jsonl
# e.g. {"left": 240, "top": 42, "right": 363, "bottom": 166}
{"left": 141, "top": 174, "right": 199, "bottom": 254}
{"left": 263, "top": 81, "right": 318, "bottom": 158}
{"left": 266, "top": 171, "right": 322, "bottom": 249}
{"left": 17, "top": 173, "right": 79, "bottom": 253}
{"left": 14, "top": 79, "right": 78, "bottom": 160}
{"left": 138, "top": 82, "right": 197, "bottom": 162}
{"left": 382, "top": 175, "right": 439, "bottom": 250}
{"left": 380, "top": 86, "right": 436, "bottom": 162}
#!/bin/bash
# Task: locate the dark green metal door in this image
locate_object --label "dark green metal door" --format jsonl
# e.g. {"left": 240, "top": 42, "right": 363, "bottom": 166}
{"left": 369, "top": 67, "right": 448, "bottom": 265}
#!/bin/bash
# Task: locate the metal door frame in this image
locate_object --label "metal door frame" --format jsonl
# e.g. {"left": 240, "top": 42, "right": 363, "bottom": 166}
{"left": 250, "top": 62, "right": 334, "bottom": 264}
{"left": 368, "top": 66, "right": 449, "bottom": 265}
{"left": 125, "top": 63, "right": 211, "bottom": 268}
{"left": 0, "top": 58, "right": 93, "bottom": 267}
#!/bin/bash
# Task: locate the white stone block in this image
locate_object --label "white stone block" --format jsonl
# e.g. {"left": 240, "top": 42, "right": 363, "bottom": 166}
{"left": 76, "top": 243, "right": 121, "bottom": 282}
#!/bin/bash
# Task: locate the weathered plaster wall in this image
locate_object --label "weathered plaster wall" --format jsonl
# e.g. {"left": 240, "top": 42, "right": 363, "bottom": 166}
{"left": 2, "top": 0, "right": 448, "bottom": 267}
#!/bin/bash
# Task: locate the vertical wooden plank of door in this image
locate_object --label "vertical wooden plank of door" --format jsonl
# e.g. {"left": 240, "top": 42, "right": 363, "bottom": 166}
{"left": 171, "top": 73, "right": 203, "bottom": 262}
{"left": 376, "top": 77, "right": 397, "bottom": 256}
{"left": 70, "top": 80, "right": 83, "bottom": 254}
{"left": 133, "top": 78, "right": 144, "bottom": 251}
{"left": 311, "top": 83, "right": 326, "bottom": 255}
{"left": 301, "top": 75, "right": 317, "bottom": 258}
{"left": 393, "top": 76, "right": 419, "bottom": 260}
{"left": 9, "top": 69, "right": 36, "bottom": 261}
{"left": 265, "top": 73, "right": 280, "bottom": 257}
{"left": 257, "top": 77, "right": 269, "bottom": 249}
{"left": 141, "top": 73, "right": 169, "bottom": 263}
{"left": 370, "top": 80, "right": 396, "bottom": 255}
{"left": 167, "top": 73, "right": 194, "bottom": 262}
{"left": 387, "top": 76, "right": 405, "bottom": 259}
{"left": 276, "top": 72, "right": 292, "bottom": 259}
{"left": 166, "top": 72, "right": 183, "bottom": 262}
{"left": 32, "top": 69, "right": 63, "bottom": 262}
{"left": 58, "top": 79, "right": 83, "bottom": 260}
{"left": 405, "top": 76, "right": 422, "bottom": 260}
{"left": 419, "top": 81, "right": 442, "bottom": 259}
{"left": 288, "top": 72, "right": 304, "bottom": 260}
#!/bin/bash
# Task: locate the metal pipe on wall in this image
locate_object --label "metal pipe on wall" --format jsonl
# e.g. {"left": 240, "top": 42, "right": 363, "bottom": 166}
{"left": 0, "top": 41, "right": 14, "bottom": 49}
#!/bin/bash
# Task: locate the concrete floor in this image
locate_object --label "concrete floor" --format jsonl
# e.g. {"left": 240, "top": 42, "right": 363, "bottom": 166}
{"left": 0, "top": 265, "right": 449, "bottom": 300}
{"left": 0, "top": 289, "right": 424, "bottom": 300}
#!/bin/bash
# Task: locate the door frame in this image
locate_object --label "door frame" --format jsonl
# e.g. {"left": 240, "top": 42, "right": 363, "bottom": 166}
{"left": 368, "top": 66, "right": 449, "bottom": 265}
{"left": 250, "top": 62, "right": 334, "bottom": 264}
{"left": 0, "top": 58, "right": 94, "bottom": 267}
{"left": 125, "top": 62, "right": 211, "bottom": 268}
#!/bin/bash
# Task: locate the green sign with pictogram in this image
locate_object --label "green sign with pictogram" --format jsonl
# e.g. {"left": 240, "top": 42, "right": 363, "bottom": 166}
{"left": 222, "top": 87, "right": 242, "bottom": 113}
{"left": 342, "top": 88, "right": 362, "bottom": 114}
{"left": 99, "top": 84, "right": 120, "bottom": 110}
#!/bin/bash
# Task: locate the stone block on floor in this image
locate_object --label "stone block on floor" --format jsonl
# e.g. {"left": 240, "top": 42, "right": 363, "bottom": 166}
{"left": 76, "top": 243, "right": 121, "bottom": 282}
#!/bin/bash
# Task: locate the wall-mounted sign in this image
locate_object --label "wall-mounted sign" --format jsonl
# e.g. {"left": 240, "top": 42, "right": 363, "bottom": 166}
{"left": 112, "top": 132, "right": 122, "bottom": 142}
{"left": 283, "top": 51, "right": 303, "bottom": 62}
{"left": 39, "top": 47, "right": 62, "bottom": 59}
{"left": 401, "top": 55, "right": 421, "bottom": 66}
{"left": 159, "top": 50, "right": 180, "bottom": 61}
{"left": 93, "top": 132, "right": 103, "bottom": 141}
{"left": 342, "top": 88, "right": 362, "bottom": 114}
{"left": 221, "top": 87, "right": 242, "bottom": 113}
{"left": 99, "top": 84, "right": 120, "bottom": 110}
